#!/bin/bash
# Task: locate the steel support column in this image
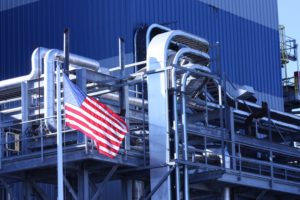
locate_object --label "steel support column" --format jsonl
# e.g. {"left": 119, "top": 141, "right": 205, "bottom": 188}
{"left": 77, "top": 165, "right": 89, "bottom": 200}
{"left": 122, "top": 179, "right": 133, "bottom": 200}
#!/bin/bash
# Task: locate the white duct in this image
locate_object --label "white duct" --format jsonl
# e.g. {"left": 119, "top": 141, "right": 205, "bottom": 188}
{"left": 0, "top": 47, "right": 49, "bottom": 89}
{"left": 44, "top": 49, "right": 100, "bottom": 132}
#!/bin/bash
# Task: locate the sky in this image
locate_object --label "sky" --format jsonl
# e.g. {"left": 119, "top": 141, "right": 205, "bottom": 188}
{"left": 278, "top": 0, "right": 300, "bottom": 76}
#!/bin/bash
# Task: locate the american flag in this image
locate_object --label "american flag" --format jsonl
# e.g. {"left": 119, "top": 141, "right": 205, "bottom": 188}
{"left": 63, "top": 74, "right": 128, "bottom": 158}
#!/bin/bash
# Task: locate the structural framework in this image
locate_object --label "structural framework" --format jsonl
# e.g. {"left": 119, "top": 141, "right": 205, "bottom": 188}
{"left": 0, "top": 25, "right": 300, "bottom": 200}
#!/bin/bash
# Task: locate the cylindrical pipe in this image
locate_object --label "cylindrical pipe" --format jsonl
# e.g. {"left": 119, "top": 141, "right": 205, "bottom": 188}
{"left": 44, "top": 49, "right": 100, "bottom": 132}
{"left": 223, "top": 187, "right": 230, "bottom": 200}
{"left": 56, "top": 64, "right": 64, "bottom": 200}
{"left": 133, "top": 180, "right": 144, "bottom": 200}
{"left": 119, "top": 38, "right": 126, "bottom": 116}
{"left": 64, "top": 28, "right": 70, "bottom": 72}
{"left": 172, "top": 48, "right": 210, "bottom": 199}
{"left": 146, "top": 24, "right": 171, "bottom": 47}
{"left": 171, "top": 64, "right": 181, "bottom": 200}
{"left": 0, "top": 47, "right": 49, "bottom": 89}
{"left": 181, "top": 72, "right": 190, "bottom": 200}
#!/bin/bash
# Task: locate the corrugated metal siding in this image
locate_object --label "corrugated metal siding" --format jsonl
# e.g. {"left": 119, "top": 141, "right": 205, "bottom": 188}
{"left": 0, "top": 0, "right": 282, "bottom": 109}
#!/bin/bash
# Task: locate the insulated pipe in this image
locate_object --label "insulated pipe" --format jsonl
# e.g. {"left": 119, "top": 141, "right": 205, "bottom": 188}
{"left": 171, "top": 57, "right": 181, "bottom": 200}
{"left": 171, "top": 48, "right": 210, "bottom": 200}
{"left": 146, "top": 23, "right": 171, "bottom": 47}
{"left": 0, "top": 47, "right": 49, "bottom": 89}
{"left": 44, "top": 49, "right": 100, "bottom": 132}
{"left": 181, "top": 65, "right": 206, "bottom": 200}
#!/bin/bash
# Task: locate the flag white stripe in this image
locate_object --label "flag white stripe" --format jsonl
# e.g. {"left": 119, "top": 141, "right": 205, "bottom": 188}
{"left": 85, "top": 97, "right": 127, "bottom": 131}
{"left": 82, "top": 102, "right": 127, "bottom": 133}
{"left": 65, "top": 108, "right": 122, "bottom": 144}
{"left": 83, "top": 99, "right": 127, "bottom": 132}
{"left": 98, "top": 146, "right": 117, "bottom": 157}
{"left": 66, "top": 103, "right": 125, "bottom": 139}
{"left": 65, "top": 118, "right": 120, "bottom": 151}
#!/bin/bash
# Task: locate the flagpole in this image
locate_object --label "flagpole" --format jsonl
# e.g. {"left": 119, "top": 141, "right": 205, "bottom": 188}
{"left": 56, "top": 64, "right": 64, "bottom": 200}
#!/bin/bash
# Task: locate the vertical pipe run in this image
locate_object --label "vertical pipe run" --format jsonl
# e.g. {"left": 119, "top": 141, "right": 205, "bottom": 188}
{"left": 119, "top": 37, "right": 125, "bottom": 114}
{"left": 204, "top": 84, "right": 208, "bottom": 126}
{"left": 181, "top": 73, "right": 190, "bottom": 200}
{"left": 118, "top": 38, "right": 130, "bottom": 154}
{"left": 171, "top": 66, "right": 181, "bottom": 200}
{"left": 142, "top": 75, "right": 146, "bottom": 166}
{"left": 64, "top": 28, "right": 70, "bottom": 72}
{"left": 40, "top": 119, "right": 44, "bottom": 162}
{"left": 56, "top": 64, "right": 64, "bottom": 200}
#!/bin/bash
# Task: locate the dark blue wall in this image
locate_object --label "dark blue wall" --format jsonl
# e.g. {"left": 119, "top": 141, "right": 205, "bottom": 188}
{"left": 0, "top": 0, "right": 282, "bottom": 109}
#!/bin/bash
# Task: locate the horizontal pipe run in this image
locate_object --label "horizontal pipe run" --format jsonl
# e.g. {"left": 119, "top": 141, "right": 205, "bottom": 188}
{"left": 0, "top": 47, "right": 49, "bottom": 90}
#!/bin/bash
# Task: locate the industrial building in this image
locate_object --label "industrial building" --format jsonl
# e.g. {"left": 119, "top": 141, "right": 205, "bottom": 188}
{"left": 0, "top": 0, "right": 299, "bottom": 199}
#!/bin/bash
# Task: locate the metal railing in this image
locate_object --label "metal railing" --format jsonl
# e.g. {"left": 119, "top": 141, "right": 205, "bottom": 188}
{"left": 186, "top": 132, "right": 300, "bottom": 183}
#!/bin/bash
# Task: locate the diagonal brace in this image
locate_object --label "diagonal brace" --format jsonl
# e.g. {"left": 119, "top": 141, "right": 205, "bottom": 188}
{"left": 91, "top": 165, "right": 119, "bottom": 200}
{"left": 256, "top": 190, "right": 267, "bottom": 200}
{"left": 63, "top": 175, "right": 78, "bottom": 200}
{"left": 30, "top": 179, "right": 49, "bottom": 200}
{"left": 141, "top": 165, "right": 175, "bottom": 200}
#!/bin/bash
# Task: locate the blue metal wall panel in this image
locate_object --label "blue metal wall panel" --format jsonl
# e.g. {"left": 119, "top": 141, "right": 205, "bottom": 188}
{"left": 0, "top": 0, "right": 283, "bottom": 109}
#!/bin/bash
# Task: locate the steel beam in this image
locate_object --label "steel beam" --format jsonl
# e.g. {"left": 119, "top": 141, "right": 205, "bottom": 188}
{"left": 63, "top": 176, "right": 78, "bottom": 200}
{"left": 142, "top": 165, "right": 175, "bottom": 200}
{"left": 122, "top": 179, "right": 133, "bottom": 200}
{"left": 91, "top": 165, "right": 119, "bottom": 200}
{"left": 30, "top": 180, "right": 49, "bottom": 200}
{"left": 256, "top": 190, "right": 267, "bottom": 200}
{"left": 77, "top": 165, "right": 89, "bottom": 200}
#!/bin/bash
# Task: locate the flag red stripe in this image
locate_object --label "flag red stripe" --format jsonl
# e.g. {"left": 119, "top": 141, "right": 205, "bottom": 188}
{"left": 83, "top": 98, "right": 127, "bottom": 133}
{"left": 65, "top": 114, "right": 122, "bottom": 148}
{"left": 65, "top": 115, "right": 120, "bottom": 150}
{"left": 66, "top": 120, "right": 118, "bottom": 156}
{"left": 65, "top": 104, "right": 124, "bottom": 141}
{"left": 80, "top": 104, "right": 126, "bottom": 138}
{"left": 85, "top": 97, "right": 127, "bottom": 132}
{"left": 89, "top": 97, "right": 126, "bottom": 125}
{"left": 65, "top": 108, "right": 122, "bottom": 147}
{"left": 98, "top": 148, "right": 115, "bottom": 159}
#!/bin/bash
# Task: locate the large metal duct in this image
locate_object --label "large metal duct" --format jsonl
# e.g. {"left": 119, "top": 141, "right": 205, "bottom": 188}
{"left": 44, "top": 49, "right": 100, "bottom": 132}
{"left": 147, "top": 30, "right": 209, "bottom": 200}
{"left": 0, "top": 47, "right": 49, "bottom": 89}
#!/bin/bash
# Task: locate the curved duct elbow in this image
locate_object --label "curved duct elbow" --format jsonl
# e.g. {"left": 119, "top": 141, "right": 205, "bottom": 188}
{"left": 0, "top": 47, "right": 49, "bottom": 89}
{"left": 44, "top": 49, "right": 100, "bottom": 132}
